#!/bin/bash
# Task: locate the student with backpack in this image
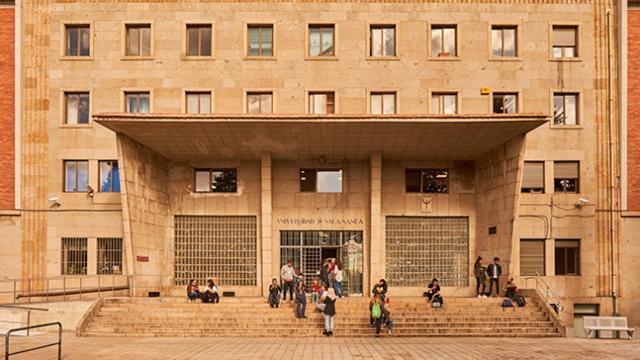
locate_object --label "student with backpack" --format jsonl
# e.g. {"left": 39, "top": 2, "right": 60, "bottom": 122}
{"left": 370, "top": 294, "right": 384, "bottom": 337}
{"left": 320, "top": 287, "right": 337, "bottom": 336}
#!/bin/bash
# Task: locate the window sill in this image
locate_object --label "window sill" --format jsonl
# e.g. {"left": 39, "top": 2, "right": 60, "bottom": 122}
{"left": 550, "top": 124, "right": 583, "bottom": 130}
{"left": 549, "top": 57, "right": 582, "bottom": 62}
{"left": 520, "top": 190, "right": 546, "bottom": 194}
{"left": 121, "top": 56, "right": 155, "bottom": 61}
{"left": 366, "top": 56, "right": 400, "bottom": 61}
{"left": 0, "top": 210, "right": 20, "bottom": 216}
{"left": 304, "top": 56, "right": 339, "bottom": 61}
{"left": 428, "top": 56, "right": 461, "bottom": 61}
{"left": 59, "top": 124, "right": 92, "bottom": 129}
{"left": 243, "top": 56, "right": 276, "bottom": 61}
{"left": 489, "top": 56, "right": 522, "bottom": 62}
{"left": 181, "top": 55, "right": 215, "bottom": 61}
{"left": 60, "top": 56, "right": 94, "bottom": 61}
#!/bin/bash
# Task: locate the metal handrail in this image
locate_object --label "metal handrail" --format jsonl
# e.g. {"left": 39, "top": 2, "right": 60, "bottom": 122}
{"left": 0, "top": 305, "right": 49, "bottom": 336}
{"left": 524, "top": 271, "right": 564, "bottom": 314}
{"left": 4, "top": 322, "right": 62, "bottom": 360}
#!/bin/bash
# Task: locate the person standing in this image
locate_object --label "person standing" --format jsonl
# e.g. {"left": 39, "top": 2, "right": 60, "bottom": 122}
{"left": 268, "top": 278, "right": 281, "bottom": 308}
{"left": 370, "top": 294, "right": 384, "bottom": 337}
{"left": 280, "top": 259, "right": 295, "bottom": 303}
{"left": 321, "top": 287, "right": 337, "bottom": 336}
{"left": 319, "top": 259, "right": 331, "bottom": 288}
{"left": 473, "top": 256, "right": 487, "bottom": 298}
{"left": 486, "top": 257, "right": 502, "bottom": 297}
{"left": 295, "top": 282, "right": 307, "bottom": 318}
{"left": 333, "top": 259, "right": 344, "bottom": 298}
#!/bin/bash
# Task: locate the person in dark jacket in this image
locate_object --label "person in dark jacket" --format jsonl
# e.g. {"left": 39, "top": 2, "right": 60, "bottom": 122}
{"left": 268, "top": 278, "right": 281, "bottom": 308}
{"left": 473, "top": 256, "right": 487, "bottom": 298}
{"left": 321, "top": 287, "right": 337, "bottom": 336}
{"left": 371, "top": 279, "right": 388, "bottom": 302}
{"left": 319, "top": 259, "right": 332, "bottom": 287}
{"left": 295, "top": 282, "right": 307, "bottom": 318}
{"left": 486, "top": 257, "right": 502, "bottom": 297}
{"left": 425, "top": 278, "right": 443, "bottom": 304}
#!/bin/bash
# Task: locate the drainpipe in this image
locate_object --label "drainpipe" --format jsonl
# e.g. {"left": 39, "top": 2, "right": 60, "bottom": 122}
{"left": 605, "top": 8, "right": 619, "bottom": 316}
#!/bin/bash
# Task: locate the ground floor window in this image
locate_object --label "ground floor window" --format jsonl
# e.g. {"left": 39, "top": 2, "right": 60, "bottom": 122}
{"left": 385, "top": 216, "right": 469, "bottom": 287}
{"left": 174, "top": 216, "right": 257, "bottom": 286}
{"left": 61, "top": 237, "right": 88, "bottom": 275}
{"left": 555, "top": 239, "right": 580, "bottom": 275}
{"left": 97, "top": 237, "right": 123, "bottom": 274}
{"left": 280, "top": 231, "right": 363, "bottom": 295}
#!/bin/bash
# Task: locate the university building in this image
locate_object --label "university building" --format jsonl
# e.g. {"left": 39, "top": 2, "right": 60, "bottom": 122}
{"left": 1, "top": 0, "right": 638, "bottom": 331}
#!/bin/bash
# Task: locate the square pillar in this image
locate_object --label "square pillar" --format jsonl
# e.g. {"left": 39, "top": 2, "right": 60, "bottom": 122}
{"left": 370, "top": 152, "right": 383, "bottom": 294}
{"left": 260, "top": 153, "right": 273, "bottom": 296}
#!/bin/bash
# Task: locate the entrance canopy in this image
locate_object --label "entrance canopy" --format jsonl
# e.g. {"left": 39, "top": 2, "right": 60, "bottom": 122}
{"left": 95, "top": 113, "right": 548, "bottom": 161}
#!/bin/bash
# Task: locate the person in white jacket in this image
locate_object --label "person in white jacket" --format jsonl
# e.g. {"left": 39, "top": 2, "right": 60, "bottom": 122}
{"left": 280, "top": 259, "right": 296, "bottom": 303}
{"left": 332, "top": 258, "right": 344, "bottom": 298}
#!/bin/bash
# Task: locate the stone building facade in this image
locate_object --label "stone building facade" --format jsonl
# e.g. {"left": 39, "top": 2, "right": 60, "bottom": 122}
{"left": 1, "top": 0, "right": 638, "bottom": 330}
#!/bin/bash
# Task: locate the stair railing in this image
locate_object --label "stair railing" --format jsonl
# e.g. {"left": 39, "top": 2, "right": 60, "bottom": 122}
{"left": 523, "top": 271, "right": 564, "bottom": 315}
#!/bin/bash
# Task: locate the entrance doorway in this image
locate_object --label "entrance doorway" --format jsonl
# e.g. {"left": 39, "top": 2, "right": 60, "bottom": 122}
{"left": 280, "top": 231, "right": 363, "bottom": 295}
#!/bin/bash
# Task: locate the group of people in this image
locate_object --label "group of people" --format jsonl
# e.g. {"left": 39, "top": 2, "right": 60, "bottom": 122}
{"left": 474, "top": 256, "right": 509, "bottom": 298}
{"left": 186, "top": 278, "right": 220, "bottom": 303}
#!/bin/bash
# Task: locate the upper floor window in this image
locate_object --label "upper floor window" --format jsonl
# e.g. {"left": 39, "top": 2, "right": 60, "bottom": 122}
{"left": 125, "top": 24, "right": 151, "bottom": 56}
{"left": 521, "top": 161, "right": 544, "bottom": 193}
{"left": 309, "top": 25, "right": 335, "bottom": 57}
{"left": 370, "top": 25, "right": 395, "bottom": 57}
{"left": 520, "top": 239, "right": 545, "bottom": 276}
{"left": 405, "top": 169, "right": 448, "bottom": 193}
{"left": 431, "top": 93, "right": 457, "bottom": 115}
{"left": 247, "top": 25, "right": 273, "bottom": 56}
{"left": 309, "top": 92, "right": 335, "bottom": 114}
{"left": 555, "top": 239, "right": 580, "bottom": 275}
{"left": 300, "top": 169, "right": 343, "bottom": 193}
{"left": 553, "top": 93, "right": 578, "bottom": 125}
{"left": 247, "top": 92, "right": 273, "bottom": 114}
{"left": 64, "top": 160, "right": 88, "bottom": 192}
{"left": 431, "top": 25, "right": 457, "bottom": 57}
{"left": 552, "top": 26, "right": 578, "bottom": 58}
{"left": 194, "top": 169, "right": 237, "bottom": 193}
{"left": 65, "top": 92, "right": 90, "bottom": 124}
{"left": 65, "top": 25, "right": 90, "bottom": 56}
{"left": 186, "top": 24, "right": 212, "bottom": 56}
{"left": 186, "top": 92, "right": 211, "bottom": 114}
{"left": 491, "top": 26, "right": 517, "bottom": 57}
{"left": 370, "top": 92, "right": 396, "bottom": 115}
{"left": 125, "top": 92, "right": 150, "bottom": 113}
{"left": 554, "top": 161, "right": 579, "bottom": 193}
{"left": 493, "top": 93, "right": 518, "bottom": 114}
{"left": 99, "top": 160, "right": 120, "bottom": 193}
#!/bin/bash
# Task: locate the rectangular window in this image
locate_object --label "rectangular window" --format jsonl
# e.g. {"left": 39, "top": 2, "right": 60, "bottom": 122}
{"left": 520, "top": 239, "right": 545, "bottom": 276}
{"left": 186, "top": 92, "right": 211, "bottom": 114}
{"left": 97, "top": 238, "right": 123, "bottom": 274}
{"left": 552, "top": 26, "right": 578, "bottom": 58}
{"left": 65, "top": 25, "right": 90, "bottom": 56}
{"left": 553, "top": 93, "right": 578, "bottom": 125}
{"left": 370, "top": 25, "right": 396, "bottom": 57}
{"left": 61, "top": 237, "right": 88, "bottom": 275}
{"left": 186, "top": 24, "right": 212, "bottom": 56}
{"left": 555, "top": 239, "right": 580, "bottom": 275}
{"left": 247, "top": 25, "right": 273, "bottom": 56}
{"left": 246, "top": 92, "right": 273, "bottom": 114}
{"left": 491, "top": 26, "right": 517, "bottom": 57}
{"left": 521, "top": 161, "right": 545, "bottom": 193}
{"left": 554, "top": 161, "right": 579, "bottom": 193}
{"left": 99, "top": 160, "right": 120, "bottom": 193}
{"left": 430, "top": 93, "right": 457, "bottom": 115}
{"left": 493, "top": 93, "right": 518, "bottom": 114}
{"left": 405, "top": 169, "right": 448, "bottom": 193}
{"left": 431, "top": 25, "right": 457, "bottom": 57}
{"left": 125, "top": 24, "right": 151, "bottom": 56}
{"left": 309, "top": 92, "right": 335, "bottom": 114}
{"left": 370, "top": 92, "right": 396, "bottom": 115}
{"left": 194, "top": 169, "right": 237, "bottom": 193}
{"left": 64, "top": 92, "right": 90, "bottom": 124}
{"left": 309, "top": 25, "right": 334, "bottom": 57}
{"left": 64, "top": 160, "right": 89, "bottom": 192}
{"left": 125, "top": 92, "right": 150, "bottom": 113}
{"left": 300, "top": 169, "right": 342, "bottom": 193}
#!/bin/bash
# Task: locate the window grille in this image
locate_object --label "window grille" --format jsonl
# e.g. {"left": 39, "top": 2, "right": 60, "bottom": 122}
{"left": 97, "top": 238, "right": 123, "bottom": 274}
{"left": 61, "top": 237, "right": 88, "bottom": 275}
{"left": 385, "top": 217, "right": 469, "bottom": 287}
{"left": 174, "top": 216, "right": 257, "bottom": 286}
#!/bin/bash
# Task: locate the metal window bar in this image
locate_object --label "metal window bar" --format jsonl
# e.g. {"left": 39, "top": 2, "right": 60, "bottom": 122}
{"left": 174, "top": 216, "right": 257, "bottom": 287}
{"left": 97, "top": 238, "right": 123, "bottom": 275}
{"left": 60, "top": 238, "right": 87, "bottom": 275}
{"left": 385, "top": 217, "right": 469, "bottom": 287}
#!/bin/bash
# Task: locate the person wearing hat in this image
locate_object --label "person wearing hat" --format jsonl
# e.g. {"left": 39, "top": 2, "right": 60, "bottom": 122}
{"left": 486, "top": 257, "right": 502, "bottom": 297}
{"left": 320, "top": 287, "right": 337, "bottom": 336}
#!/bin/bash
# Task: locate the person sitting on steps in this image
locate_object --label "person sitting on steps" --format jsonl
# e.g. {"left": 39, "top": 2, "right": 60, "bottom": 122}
{"left": 310, "top": 279, "right": 322, "bottom": 304}
{"left": 504, "top": 277, "right": 518, "bottom": 300}
{"left": 202, "top": 278, "right": 220, "bottom": 304}
{"left": 268, "top": 278, "right": 281, "bottom": 308}
{"left": 425, "top": 278, "right": 443, "bottom": 306}
{"left": 186, "top": 279, "right": 200, "bottom": 303}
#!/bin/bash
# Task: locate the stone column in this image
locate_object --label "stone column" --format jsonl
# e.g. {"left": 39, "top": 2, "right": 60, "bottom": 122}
{"left": 370, "top": 152, "right": 383, "bottom": 294}
{"left": 260, "top": 153, "right": 273, "bottom": 296}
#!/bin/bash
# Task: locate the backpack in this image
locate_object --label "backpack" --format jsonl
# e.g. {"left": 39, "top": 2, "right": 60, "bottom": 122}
{"left": 371, "top": 303, "right": 382, "bottom": 319}
{"left": 431, "top": 301, "right": 442, "bottom": 308}
{"left": 516, "top": 295, "right": 526, "bottom": 307}
{"left": 502, "top": 298, "right": 514, "bottom": 308}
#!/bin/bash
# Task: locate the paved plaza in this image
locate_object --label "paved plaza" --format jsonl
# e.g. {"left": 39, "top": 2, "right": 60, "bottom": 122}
{"left": 2, "top": 334, "right": 640, "bottom": 360}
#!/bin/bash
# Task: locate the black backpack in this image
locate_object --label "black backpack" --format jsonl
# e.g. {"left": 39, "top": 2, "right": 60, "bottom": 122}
{"left": 516, "top": 295, "right": 526, "bottom": 307}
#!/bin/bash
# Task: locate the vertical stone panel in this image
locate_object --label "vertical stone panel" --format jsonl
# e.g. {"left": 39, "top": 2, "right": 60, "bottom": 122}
{"left": 260, "top": 152, "right": 272, "bottom": 296}
{"left": 369, "top": 152, "right": 382, "bottom": 291}
{"left": 0, "top": 6, "right": 15, "bottom": 210}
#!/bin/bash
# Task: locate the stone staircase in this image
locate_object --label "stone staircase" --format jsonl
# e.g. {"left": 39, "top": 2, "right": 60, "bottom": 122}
{"left": 80, "top": 296, "right": 562, "bottom": 337}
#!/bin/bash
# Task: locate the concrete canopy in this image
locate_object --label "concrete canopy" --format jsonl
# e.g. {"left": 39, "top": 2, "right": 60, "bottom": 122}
{"left": 95, "top": 113, "right": 548, "bottom": 161}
